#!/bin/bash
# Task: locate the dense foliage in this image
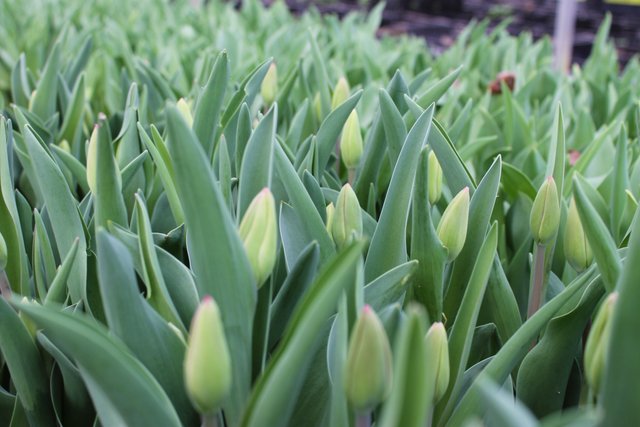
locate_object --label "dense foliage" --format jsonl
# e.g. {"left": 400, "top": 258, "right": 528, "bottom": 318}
{"left": 1, "top": 0, "right": 639, "bottom": 426}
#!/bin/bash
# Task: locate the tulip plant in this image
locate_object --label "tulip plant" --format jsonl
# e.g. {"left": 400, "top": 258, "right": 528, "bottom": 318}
{"left": 1, "top": 0, "right": 640, "bottom": 426}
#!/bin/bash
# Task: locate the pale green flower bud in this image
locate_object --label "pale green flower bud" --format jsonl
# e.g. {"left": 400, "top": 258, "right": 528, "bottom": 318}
{"left": 261, "top": 63, "right": 278, "bottom": 106}
{"left": 184, "top": 296, "right": 232, "bottom": 415}
{"left": 428, "top": 151, "right": 443, "bottom": 204}
{"left": 564, "top": 197, "right": 593, "bottom": 272}
{"left": 425, "top": 322, "right": 450, "bottom": 403}
{"left": 585, "top": 292, "right": 618, "bottom": 395}
{"left": 325, "top": 202, "right": 335, "bottom": 236}
{"left": 331, "top": 184, "right": 362, "bottom": 249}
{"left": 331, "top": 77, "right": 350, "bottom": 111}
{"left": 0, "top": 231, "right": 7, "bottom": 270}
{"left": 239, "top": 188, "right": 278, "bottom": 287}
{"left": 176, "top": 98, "right": 194, "bottom": 128}
{"left": 59, "top": 139, "right": 71, "bottom": 154}
{"left": 530, "top": 177, "right": 560, "bottom": 244}
{"left": 344, "top": 305, "right": 393, "bottom": 412}
{"left": 341, "top": 110, "right": 363, "bottom": 170}
{"left": 437, "top": 187, "right": 470, "bottom": 262}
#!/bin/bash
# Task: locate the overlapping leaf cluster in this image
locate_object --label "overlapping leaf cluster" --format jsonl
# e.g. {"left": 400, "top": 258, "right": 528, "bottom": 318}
{"left": 1, "top": 0, "right": 640, "bottom": 426}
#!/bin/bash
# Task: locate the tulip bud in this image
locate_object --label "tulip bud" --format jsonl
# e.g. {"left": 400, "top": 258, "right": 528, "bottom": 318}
{"left": 325, "top": 202, "right": 335, "bottom": 235}
{"left": 428, "top": 151, "right": 443, "bottom": 204}
{"left": 331, "top": 184, "right": 362, "bottom": 249}
{"left": 436, "top": 187, "right": 470, "bottom": 262}
{"left": 184, "top": 296, "right": 232, "bottom": 415}
{"left": 59, "top": 139, "right": 71, "bottom": 154}
{"left": 0, "top": 231, "right": 7, "bottom": 271}
{"left": 530, "top": 177, "right": 560, "bottom": 244}
{"left": 425, "top": 322, "right": 450, "bottom": 403}
{"left": 331, "top": 77, "right": 350, "bottom": 111}
{"left": 86, "top": 125, "right": 99, "bottom": 194}
{"left": 341, "top": 110, "right": 363, "bottom": 170}
{"left": 564, "top": 197, "right": 593, "bottom": 272}
{"left": 261, "top": 63, "right": 278, "bottom": 106}
{"left": 584, "top": 292, "right": 617, "bottom": 395}
{"left": 239, "top": 188, "right": 278, "bottom": 287}
{"left": 344, "top": 305, "right": 393, "bottom": 411}
{"left": 177, "top": 98, "right": 194, "bottom": 127}
{"left": 313, "top": 92, "right": 323, "bottom": 122}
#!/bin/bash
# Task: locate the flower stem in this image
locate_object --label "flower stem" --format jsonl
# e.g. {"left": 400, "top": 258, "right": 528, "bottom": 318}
{"left": 202, "top": 413, "right": 219, "bottom": 427}
{"left": 348, "top": 168, "right": 356, "bottom": 186}
{"left": 356, "top": 412, "right": 371, "bottom": 427}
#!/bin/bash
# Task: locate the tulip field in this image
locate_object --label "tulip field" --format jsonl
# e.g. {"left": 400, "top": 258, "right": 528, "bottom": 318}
{"left": 0, "top": 0, "right": 639, "bottom": 426}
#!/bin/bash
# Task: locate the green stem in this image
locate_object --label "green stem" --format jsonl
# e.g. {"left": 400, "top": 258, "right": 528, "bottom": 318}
{"left": 202, "top": 412, "right": 219, "bottom": 427}
{"left": 356, "top": 412, "right": 371, "bottom": 427}
{"left": 527, "top": 242, "right": 547, "bottom": 319}
{"left": 348, "top": 168, "right": 356, "bottom": 186}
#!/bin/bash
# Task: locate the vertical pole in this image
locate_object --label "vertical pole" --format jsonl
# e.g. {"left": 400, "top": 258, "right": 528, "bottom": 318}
{"left": 553, "top": 0, "right": 578, "bottom": 73}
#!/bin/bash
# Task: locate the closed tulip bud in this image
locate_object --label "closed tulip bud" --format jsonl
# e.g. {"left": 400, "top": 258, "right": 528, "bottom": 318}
{"left": 437, "top": 187, "right": 470, "bottom": 262}
{"left": 0, "top": 231, "right": 7, "bottom": 270}
{"left": 344, "top": 305, "right": 393, "bottom": 411}
{"left": 86, "top": 125, "right": 99, "bottom": 194}
{"left": 331, "top": 77, "right": 350, "bottom": 110}
{"left": 530, "top": 177, "right": 560, "bottom": 244}
{"left": 425, "top": 322, "right": 450, "bottom": 403}
{"left": 59, "top": 139, "right": 71, "bottom": 154}
{"left": 331, "top": 184, "right": 362, "bottom": 249}
{"left": 584, "top": 292, "right": 618, "bottom": 395}
{"left": 313, "top": 92, "right": 323, "bottom": 122}
{"left": 239, "top": 188, "right": 277, "bottom": 287}
{"left": 261, "top": 63, "right": 278, "bottom": 106}
{"left": 184, "top": 296, "right": 232, "bottom": 415}
{"left": 428, "top": 151, "right": 443, "bottom": 204}
{"left": 325, "top": 202, "right": 335, "bottom": 235}
{"left": 176, "top": 98, "right": 194, "bottom": 127}
{"left": 564, "top": 198, "right": 593, "bottom": 272}
{"left": 341, "top": 110, "right": 363, "bottom": 170}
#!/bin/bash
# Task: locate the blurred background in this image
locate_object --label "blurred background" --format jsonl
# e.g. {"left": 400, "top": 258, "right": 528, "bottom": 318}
{"left": 273, "top": 0, "right": 640, "bottom": 64}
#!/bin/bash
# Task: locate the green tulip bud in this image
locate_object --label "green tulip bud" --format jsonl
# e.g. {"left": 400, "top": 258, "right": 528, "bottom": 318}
{"left": 59, "top": 139, "right": 71, "bottom": 154}
{"left": 261, "top": 62, "right": 278, "bottom": 106}
{"left": 176, "top": 98, "right": 194, "bottom": 127}
{"left": 564, "top": 197, "right": 593, "bottom": 272}
{"left": 341, "top": 110, "right": 363, "bottom": 170}
{"left": 428, "top": 151, "right": 443, "bottom": 204}
{"left": 436, "top": 187, "right": 470, "bottom": 262}
{"left": 331, "top": 184, "right": 362, "bottom": 249}
{"left": 325, "top": 202, "right": 335, "bottom": 235}
{"left": 331, "top": 77, "right": 350, "bottom": 111}
{"left": 584, "top": 292, "right": 618, "bottom": 395}
{"left": 530, "top": 177, "right": 560, "bottom": 244}
{"left": 0, "top": 231, "right": 7, "bottom": 271}
{"left": 86, "top": 125, "right": 99, "bottom": 194}
{"left": 184, "top": 296, "right": 232, "bottom": 415}
{"left": 424, "top": 322, "right": 450, "bottom": 403}
{"left": 239, "top": 188, "right": 278, "bottom": 287}
{"left": 344, "top": 305, "right": 393, "bottom": 412}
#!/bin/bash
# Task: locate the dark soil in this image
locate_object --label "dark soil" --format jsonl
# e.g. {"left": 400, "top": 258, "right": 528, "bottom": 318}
{"left": 279, "top": 0, "right": 640, "bottom": 65}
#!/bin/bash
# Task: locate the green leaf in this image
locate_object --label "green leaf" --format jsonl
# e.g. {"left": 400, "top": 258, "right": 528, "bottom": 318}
{"left": 601, "top": 207, "right": 640, "bottom": 426}
{"left": 30, "top": 42, "right": 60, "bottom": 120}
{"left": 0, "top": 297, "right": 55, "bottom": 426}
{"left": 166, "top": 104, "right": 255, "bottom": 424}
{"left": 610, "top": 128, "right": 629, "bottom": 243}
{"left": 378, "top": 305, "right": 430, "bottom": 427}
{"left": 416, "top": 66, "right": 462, "bottom": 108}
{"left": 478, "top": 379, "right": 538, "bottom": 427}
{"left": 238, "top": 104, "right": 277, "bottom": 217}
{"left": 436, "top": 223, "right": 498, "bottom": 423}
{"left": 241, "top": 241, "right": 364, "bottom": 427}
{"left": 22, "top": 125, "right": 87, "bottom": 304}
{"left": 379, "top": 88, "right": 407, "bottom": 168}
{"left": 316, "top": 90, "right": 362, "bottom": 170}
{"left": 193, "top": 50, "right": 229, "bottom": 157}
{"left": 573, "top": 176, "right": 620, "bottom": 292}
{"left": 365, "top": 104, "right": 434, "bottom": 282}
{"left": 15, "top": 300, "right": 183, "bottom": 427}
{"left": 364, "top": 260, "right": 417, "bottom": 312}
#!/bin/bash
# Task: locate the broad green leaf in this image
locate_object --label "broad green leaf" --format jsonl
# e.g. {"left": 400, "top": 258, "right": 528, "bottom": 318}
{"left": 15, "top": 300, "right": 183, "bottom": 427}
{"left": 478, "top": 379, "right": 538, "bottom": 427}
{"left": 241, "top": 241, "right": 364, "bottom": 427}
{"left": 316, "top": 90, "right": 362, "bottom": 170}
{"left": 22, "top": 125, "right": 87, "bottom": 304}
{"left": 364, "top": 261, "right": 417, "bottom": 312}
{"left": 379, "top": 88, "right": 407, "bottom": 167}
{"left": 30, "top": 42, "right": 60, "bottom": 121}
{"left": 365, "top": 104, "right": 434, "bottom": 282}
{"left": 416, "top": 66, "right": 462, "bottom": 108}
{"left": 573, "top": 176, "right": 620, "bottom": 292}
{"left": 0, "top": 297, "right": 55, "bottom": 426}
{"left": 166, "top": 104, "right": 255, "bottom": 424}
